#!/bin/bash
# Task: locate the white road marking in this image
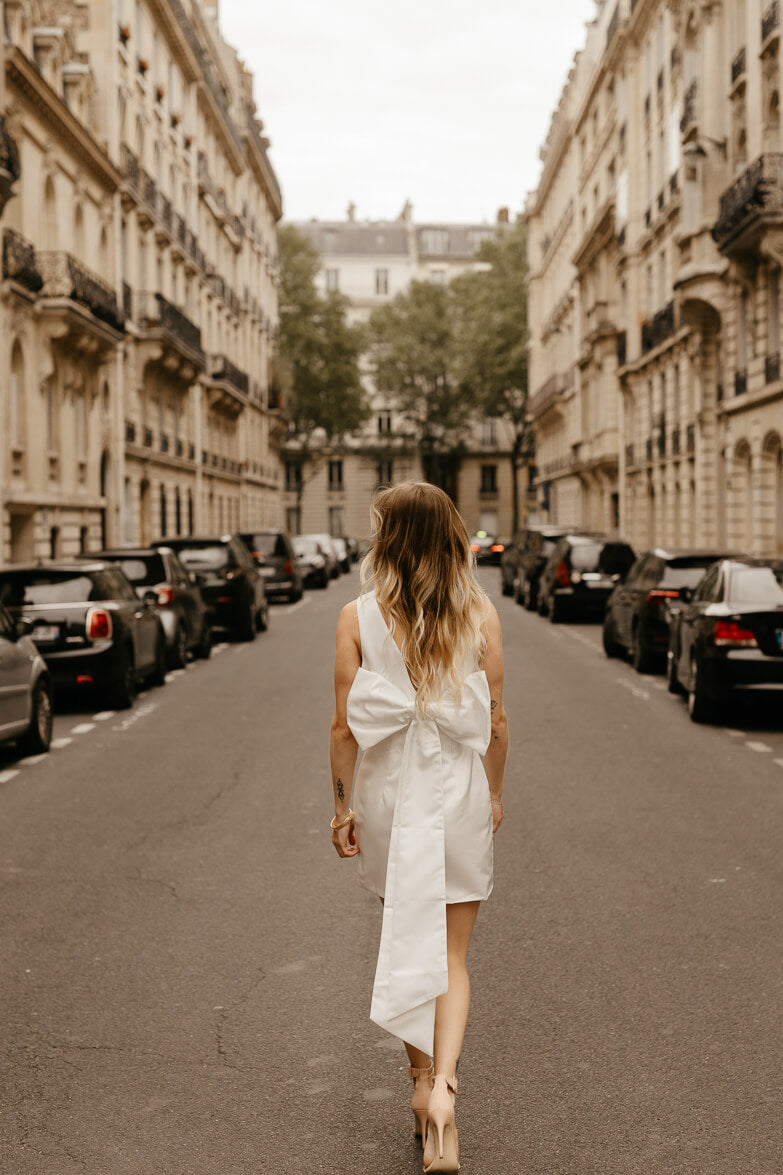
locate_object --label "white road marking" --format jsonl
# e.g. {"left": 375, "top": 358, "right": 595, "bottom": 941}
{"left": 279, "top": 597, "right": 311, "bottom": 616}
{"left": 725, "top": 729, "right": 746, "bottom": 738}
{"left": 92, "top": 711, "right": 116, "bottom": 721}
{"left": 112, "top": 702, "right": 156, "bottom": 732}
{"left": 70, "top": 723, "right": 96, "bottom": 736}
{"left": 709, "top": 878, "right": 727, "bottom": 884}
{"left": 168, "top": 668, "right": 187, "bottom": 678}
{"left": 745, "top": 741, "right": 772, "bottom": 753}
{"left": 50, "top": 738, "right": 73, "bottom": 750}
{"left": 19, "top": 754, "right": 48, "bottom": 767}
{"left": 615, "top": 676, "right": 650, "bottom": 702}
{"left": 774, "top": 759, "right": 783, "bottom": 769}
{"left": 0, "top": 769, "right": 20, "bottom": 784}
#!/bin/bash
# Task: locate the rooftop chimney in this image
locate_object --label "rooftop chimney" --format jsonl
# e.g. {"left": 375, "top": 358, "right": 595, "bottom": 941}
{"left": 497, "top": 207, "right": 510, "bottom": 224}
{"left": 347, "top": 201, "right": 356, "bottom": 222}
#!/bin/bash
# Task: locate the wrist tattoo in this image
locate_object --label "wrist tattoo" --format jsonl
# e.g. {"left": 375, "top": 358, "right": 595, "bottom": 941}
{"left": 336, "top": 778, "right": 345, "bottom": 802}
{"left": 490, "top": 700, "right": 499, "bottom": 714}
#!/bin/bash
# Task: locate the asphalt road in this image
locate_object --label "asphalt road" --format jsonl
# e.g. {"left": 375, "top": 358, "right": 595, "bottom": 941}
{"left": 1, "top": 569, "right": 781, "bottom": 1175}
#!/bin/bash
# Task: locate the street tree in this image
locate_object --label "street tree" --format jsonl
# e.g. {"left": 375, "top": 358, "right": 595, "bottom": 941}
{"left": 367, "top": 280, "right": 474, "bottom": 494}
{"left": 452, "top": 218, "right": 531, "bottom": 532}
{"left": 276, "top": 224, "right": 368, "bottom": 520}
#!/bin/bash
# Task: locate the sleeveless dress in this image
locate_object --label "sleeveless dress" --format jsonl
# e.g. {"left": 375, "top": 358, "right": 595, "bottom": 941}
{"left": 346, "top": 592, "right": 493, "bottom": 1055}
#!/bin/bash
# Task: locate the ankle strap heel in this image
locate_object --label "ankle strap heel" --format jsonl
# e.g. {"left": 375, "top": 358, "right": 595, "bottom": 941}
{"left": 423, "top": 1075, "right": 460, "bottom": 1172}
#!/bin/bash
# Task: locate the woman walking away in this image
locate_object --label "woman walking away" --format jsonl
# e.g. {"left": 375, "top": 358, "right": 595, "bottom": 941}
{"left": 329, "top": 482, "right": 508, "bottom": 1172}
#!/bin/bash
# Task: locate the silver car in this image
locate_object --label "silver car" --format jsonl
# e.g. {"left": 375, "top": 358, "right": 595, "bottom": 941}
{"left": 0, "top": 601, "right": 53, "bottom": 756}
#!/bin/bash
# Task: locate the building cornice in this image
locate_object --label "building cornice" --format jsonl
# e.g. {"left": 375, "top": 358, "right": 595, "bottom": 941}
{"left": 6, "top": 47, "right": 119, "bottom": 191}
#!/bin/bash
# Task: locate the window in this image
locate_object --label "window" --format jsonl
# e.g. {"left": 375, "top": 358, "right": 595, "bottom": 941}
{"left": 9, "top": 342, "right": 24, "bottom": 451}
{"left": 49, "top": 527, "right": 60, "bottom": 560}
{"left": 420, "top": 229, "right": 449, "bottom": 254}
{"left": 480, "top": 464, "right": 498, "bottom": 494}
{"left": 482, "top": 418, "right": 498, "bottom": 447}
{"left": 286, "top": 506, "right": 300, "bottom": 534}
{"left": 79, "top": 526, "right": 88, "bottom": 554}
{"left": 75, "top": 395, "right": 87, "bottom": 461}
{"left": 329, "top": 506, "right": 344, "bottom": 536}
{"left": 285, "top": 461, "right": 302, "bottom": 490}
{"left": 326, "top": 268, "right": 339, "bottom": 292}
{"left": 377, "top": 460, "right": 393, "bottom": 486}
{"left": 160, "top": 485, "right": 168, "bottom": 536}
{"left": 375, "top": 268, "right": 389, "bottom": 296}
{"left": 377, "top": 411, "right": 392, "bottom": 434}
{"left": 769, "top": 268, "right": 780, "bottom": 355}
{"left": 328, "top": 459, "right": 343, "bottom": 489}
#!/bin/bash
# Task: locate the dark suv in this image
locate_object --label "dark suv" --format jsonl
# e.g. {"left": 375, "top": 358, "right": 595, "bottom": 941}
{"left": 538, "top": 535, "right": 636, "bottom": 623}
{"left": 602, "top": 548, "right": 739, "bottom": 673}
{"left": 239, "top": 530, "right": 303, "bottom": 603}
{"left": 155, "top": 536, "right": 268, "bottom": 640}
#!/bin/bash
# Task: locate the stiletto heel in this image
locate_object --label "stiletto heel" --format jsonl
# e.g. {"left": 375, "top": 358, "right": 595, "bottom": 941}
{"left": 422, "top": 1074, "right": 459, "bottom": 1172}
{"left": 409, "top": 1063, "right": 434, "bottom": 1145}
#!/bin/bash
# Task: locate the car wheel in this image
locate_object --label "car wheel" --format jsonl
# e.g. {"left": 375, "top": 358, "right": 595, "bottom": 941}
{"left": 194, "top": 622, "right": 212, "bottom": 660}
{"left": 18, "top": 678, "right": 53, "bottom": 756}
{"left": 111, "top": 646, "right": 137, "bottom": 710}
{"left": 239, "top": 606, "right": 256, "bottom": 642}
{"left": 257, "top": 603, "right": 269, "bottom": 632}
{"left": 687, "top": 655, "right": 712, "bottom": 723}
{"left": 631, "top": 624, "right": 653, "bottom": 674}
{"left": 524, "top": 581, "right": 537, "bottom": 612}
{"left": 318, "top": 572, "right": 328, "bottom": 589}
{"left": 169, "top": 622, "right": 188, "bottom": 670}
{"left": 666, "top": 648, "right": 685, "bottom": 695}
{"left": 548, "top": 593, "right": 563, "bottom": 624}
{"left": 150, "top": 630, "right": 168, "bottom": 687}
{"left": 602, "top": 613, "right": 623, "bottom": 659}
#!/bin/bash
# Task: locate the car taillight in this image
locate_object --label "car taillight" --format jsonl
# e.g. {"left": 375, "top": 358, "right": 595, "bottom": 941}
{"left": 284, "top": 559, "right": 293, "bottom": 576}
{"left": 86, "top": 608, "right": 112, "bottom": 641}
{"left": 490, "top": 544, "right": 505, "bottom": 553}
{"left": 555, "top": 561, "right": 571, "bottom": 587}
{"left": 252, "top": 551, "right": 265, "bottom": 562}
{"left": 713, "top": 620, "right": 758, "bottom": 648}
{"left": 471, "top": 544, "right": 480, "bottom": 553}
{"left": 157, "top": 586, "right": 174, "bottom": 606}
{"left": 647, "top": 589, "right": 680, "bottom": 606}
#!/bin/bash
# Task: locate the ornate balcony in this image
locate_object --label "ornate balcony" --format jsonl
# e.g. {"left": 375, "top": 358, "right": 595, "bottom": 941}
{"left": 528, "top": 372, "right": 568, "bottom": 420}
{"left": 208, "top": 354, "right": 249, "bottom": 395}
{"left": 37, "top": 251, "right": 124, "bottom": 334}
{"left": 641, "top": 301, "right": 676, "bottom": 354}
{"left": 205, "top": 353, "right": 249, "bottom": 417}
{"left": 0, "top": 116, "right": 21, "bottom": 214}
{"left": 731, "top": 47, "right": 746, "bottom": 85}
{"left": 2, "top": 228, "right": 43, "bottom": 293}
{"left": 713, "top": 153, "right": 783, "bottom": 253}
{"left": 135, "top": 291, "right": 205, "bottom": 379}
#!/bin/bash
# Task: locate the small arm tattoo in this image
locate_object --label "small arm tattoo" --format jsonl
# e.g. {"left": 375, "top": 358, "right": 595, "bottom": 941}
{"left": 490, "top": 699, "right": 499, "bottom": 713}
{"left": 336, "top": 778, "right": 345, "bottom": 801}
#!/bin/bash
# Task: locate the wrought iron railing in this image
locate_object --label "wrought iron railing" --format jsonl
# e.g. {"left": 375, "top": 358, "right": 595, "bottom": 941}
{"left": 142, "top": 168, "right": 157, "bottom": 209}
{"left": 529, "top": 372, "right": 566, "bottom": 416}
{"left": 120, "top": 143, "right": 140, "bottom": 191}
{"left": 2, "top": 228, "right": 43, "bottom": 292}
{"left": 174, "top": 212, "right": 186, "bottom": 247}
{"left": 732, "top": 47, "right": 747, "bottom": 84}
{"left": 713, "top": 153, "right": 783, "bottom": 248}
{"left": 763, "top": 1, "right": 780, "bottom": 43}
{"left": 209, "top": 353, "right": 249, "bottom": 395}
{"left": 158, "top": 193, "right": 173, "bottom": 234}
{"left": 641, "top": 301, "right": 676, "bottom": 353}
{"left": 135, "top": 291, "right": 204, "bottom": 358}
{"left": 122, "top": 280, "right": 132, "bottom": 320}
{"left": 680, "top": 79, "right": 698, "bottom": 132}
{"left": 37, "top": 251, "right": 124, "bottom": 330}
{"left": 125, "top": 421, "right": 136, "bottom": 443}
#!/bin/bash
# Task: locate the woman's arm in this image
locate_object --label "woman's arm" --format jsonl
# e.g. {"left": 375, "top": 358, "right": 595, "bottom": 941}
{"left": 481, "top": 602, "right": 508, "bottom": 833}
{"left": 330, "top": 601, "right": 361, "bottom": 858}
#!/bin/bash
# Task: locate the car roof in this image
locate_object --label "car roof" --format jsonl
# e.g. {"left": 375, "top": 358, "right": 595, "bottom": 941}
{"left": 644, "top": 546, "right": 742, "bottom": 561}
{"left": 723, "top": 555, "right": 783, "bottom": 569}
{"left": 0, "top": 560, "right": 110, "bottom": 573}
{"left": 87, "top": 547, "right": 170, "bottom": 558}
{"left": 155, "top": 535, "right": 233, "bottom": 545}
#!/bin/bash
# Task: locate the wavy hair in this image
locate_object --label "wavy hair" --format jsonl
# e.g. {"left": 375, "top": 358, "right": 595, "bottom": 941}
{"left": 360, "top": 482, "right": 489, "bottom": 708}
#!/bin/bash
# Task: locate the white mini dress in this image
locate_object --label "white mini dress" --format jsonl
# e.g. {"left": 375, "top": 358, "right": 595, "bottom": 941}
{"left": 346, "top": 592, "right": 494, "bottom": 1055}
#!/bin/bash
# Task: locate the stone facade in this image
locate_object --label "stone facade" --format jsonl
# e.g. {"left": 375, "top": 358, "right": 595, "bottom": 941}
{"left": 527, "top": 0, "right": 783, "bottom": 557}
{"left": 0, "top": 0, "right": 283, "bottom": 565}
{"left": 287, "top": 207, "right": 523, "bottom": 543}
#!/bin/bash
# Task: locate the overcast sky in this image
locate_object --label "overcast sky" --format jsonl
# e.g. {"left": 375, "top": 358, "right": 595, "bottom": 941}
{"left": 219, "top": 0, "right": 596, "bottom": 226}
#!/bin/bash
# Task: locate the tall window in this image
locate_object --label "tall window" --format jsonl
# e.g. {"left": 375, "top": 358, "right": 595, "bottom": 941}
{"left": 377, "top": 410, "right": 392, "bottom": 434}
{"left": 480, "top": 464, "right": 498, "bottom": 494}
{"left": 328, "top": 459, "right": 343, "bottom": 489}
{"left": 285, "top": 461, "right": 302, "bottom": 490}
{"left": 377, "top": 460, "right": 393, "bottom": 486}
{"left": 46, "top": 383, "right": 58, "bottom": 452}
{"left": 482, "top": 418, "right": 498, "bottom": 447}
{"left": 9, "top": 341, "right": 24, "bottom": 451}
{"left": 375, "top": 268, "right": 389, "bottom": 296}
{"left": 326, "top": 268, "right": 339, "bottom": 292}
{"left": 738, "top": 289, "right": 750, "bottom": 372}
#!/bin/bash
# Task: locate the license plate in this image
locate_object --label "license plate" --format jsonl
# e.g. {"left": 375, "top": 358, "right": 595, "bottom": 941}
{"left": 776, "top": 629, "right": 783, "bottom": 650}
{"left": 33, "top": 625, "right": 60, "bottom": 642}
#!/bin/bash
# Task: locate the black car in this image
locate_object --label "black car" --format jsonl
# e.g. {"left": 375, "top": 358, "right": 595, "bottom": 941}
{"left": 155, "top": 536, "right": 268, "bottom": 640}
{"left": 240, "top": 530, "right": 303, "bottom": 603}
{"left": 667, "top": 557, "right": 783, "bottom": 722}
{"left": 513, "top": 525, "right": 570, "bottom": 609}
{"left": 89, "top": 547, "right": 211, "bottom": 667}
{"left": 603, "top": 548, "right": 739, "bottom": 673}
{"left": 470, "top": 533, "right": 507, "bottom": 565}
{"left": 0, "top": 562, "right": 167, "bottom": 709}
{"left": 538, "top": 534, "right": 636, "bottom": 623}
{"left": 292, "top": 535, "right": 330, "bottom": 589}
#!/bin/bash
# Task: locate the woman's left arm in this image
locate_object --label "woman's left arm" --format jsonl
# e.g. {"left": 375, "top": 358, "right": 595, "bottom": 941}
{"left": 330, "top": 601, "right": 361, "bottom": 858}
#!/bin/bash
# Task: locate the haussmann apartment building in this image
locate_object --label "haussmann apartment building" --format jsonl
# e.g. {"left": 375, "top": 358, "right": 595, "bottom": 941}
{"left": 0, "top": 0, "right": 284, "bottom": 565}
{"left": 527, "top": 0, "right": 783, "bottom": 557}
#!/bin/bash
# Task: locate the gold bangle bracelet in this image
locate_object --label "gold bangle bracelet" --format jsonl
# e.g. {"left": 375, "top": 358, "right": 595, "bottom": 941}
{"left": 330, "top": 809, "right": 354, "bottom": 831}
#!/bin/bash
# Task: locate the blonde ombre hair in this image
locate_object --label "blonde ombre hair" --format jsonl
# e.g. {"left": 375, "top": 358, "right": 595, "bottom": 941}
{"left": 360, "top": 482, "right": 489, "bottom": 708}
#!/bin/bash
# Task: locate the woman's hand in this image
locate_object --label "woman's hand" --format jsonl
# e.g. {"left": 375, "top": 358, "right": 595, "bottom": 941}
{"left": 331, "top": 818, "right": 360, "bottom": 858}
{"left": 490, "top": 796, "right": 504, "bottom": 834}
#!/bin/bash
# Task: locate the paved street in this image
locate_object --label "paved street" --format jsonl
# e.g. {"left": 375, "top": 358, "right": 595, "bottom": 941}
{"left": 1, "top": 569, "right": 782, "bottom": 1175}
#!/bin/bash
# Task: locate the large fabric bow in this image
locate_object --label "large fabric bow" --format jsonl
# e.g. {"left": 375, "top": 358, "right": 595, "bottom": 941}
{"left": 347, "top": 666, "right": 491, "bottom": 1054}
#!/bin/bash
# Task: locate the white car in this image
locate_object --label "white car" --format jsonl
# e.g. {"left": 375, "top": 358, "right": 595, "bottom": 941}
{"left": 0, "top": 601, "right": 53, "bottom": 756}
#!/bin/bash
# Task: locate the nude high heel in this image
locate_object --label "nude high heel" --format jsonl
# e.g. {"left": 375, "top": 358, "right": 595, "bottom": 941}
{"left": 409, "top": 1063, "right": 434, "bottom": 1144}
{"left": 422, "top": 1074, "right": 459, "bottom": 1172}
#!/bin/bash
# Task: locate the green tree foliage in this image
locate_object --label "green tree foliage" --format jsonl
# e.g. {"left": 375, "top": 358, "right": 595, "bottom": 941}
{"left": 451, "top": 218, "right": 531, "bottom": 531}
{"left": 276, "top": 225, "right": 368, "bottom": 514}
{"left": 367, "top": 280, "right": 473, "bottom": 493}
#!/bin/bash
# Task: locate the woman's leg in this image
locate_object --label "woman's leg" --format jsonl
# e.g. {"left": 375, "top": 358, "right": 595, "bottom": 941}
{"left": 433, "top": 900, "right": 480, "bottom": 1076}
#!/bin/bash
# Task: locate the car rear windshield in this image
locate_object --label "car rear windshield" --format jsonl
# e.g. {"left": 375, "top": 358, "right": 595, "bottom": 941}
{"left": 570, "top": 542, "right": 634, "bottom": 575}
{"left": 728, "top": 566, "right": 783, "bottom": 606}
{"left": 174, "top": 545, "right": 230, "bottom": 570}
{"left": 294, "top": 538, "right": 320, "bottom": 556}
{"left": 113, "top": 556, "right": 167, "bottom": 586}
{"left": 246, "top": 533, "right": 287, "bottom": 558}
{"left": 0, "top": 571, "right": 99, "bottom": 606}
{"left": 662, "top": 563, "right": 720, "bottom": 589}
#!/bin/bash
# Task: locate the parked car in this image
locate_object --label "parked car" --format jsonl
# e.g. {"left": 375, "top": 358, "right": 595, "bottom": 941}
{"left": 343, "top": 537, "right": 360, "bottom": 564}
{"left": 155, "top": 536, "right": 268, "bottom": 640}
{"left": 538, "top": 534, "right": 636, "bottom": 622}
{"left": 239, "top": 529, "right": 303, "bottom": 603}
{"left": 0, "top": 600, "right": 53, "bottom": 755}
{"left": 667, "top": 556, "right": 783, "bottom": 722}
{"left": 0, "top": 562, "right": 167, "bottom": 709}
{"left": 292, "top": 536, "right": 330, "bottom": 589}
{"left": 88, "top": 547, "right": 211, "bottom": 667}
{"left": 603, "top": 548, "right": 740, "bottom": 673}
{"left": 513, "top": 525, "right": 571, "bottom": 610}
{"left": 470, "top": 532, "right": 507, "bottom": 565}
{"left": 331, "top": 537, "right": 351, "bottom": 575}
{"left": 304, "top": 534, "right": 341, "bottom": 580}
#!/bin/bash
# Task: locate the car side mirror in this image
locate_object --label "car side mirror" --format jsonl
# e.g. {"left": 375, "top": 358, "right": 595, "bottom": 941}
{"left": 14, "top": 618, "right": 33, "bottom": 640}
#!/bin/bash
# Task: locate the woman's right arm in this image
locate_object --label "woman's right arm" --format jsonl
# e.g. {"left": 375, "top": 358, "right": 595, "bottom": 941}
{"left": 330, "top": 601, "right": 361, "bottom": 858}
{"left": 482, "top": 603, "right": 508, "bottom": 833}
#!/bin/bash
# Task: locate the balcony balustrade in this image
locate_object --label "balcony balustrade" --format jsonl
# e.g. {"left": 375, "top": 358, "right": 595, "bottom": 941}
{"left": 680, "top": 79, "right": 698, "bottom": 133}
{"left": 135, "top": 291, "right": 204, "bottom": 360}
{"left": 529, "top": 372, "right": 567, "bottom": 417}
{"left": 2, "top": 228, "right": 43, "bottom": 292}
{"left": 641, "top": 301, "right": 676, "bottom": 354}
{"left": 158, "top": 192, "right": 173, "bottom": 234}
{"left": 762, "top": 1, "right": 780, "bottom": 44}
{"left": 713, "top": 153, "right": 783, "bottom": 251}
{"left": 141, "top": 168, "right": 157, "bottom": 209}
{"left": 765, "top": 352, "right": 780, "bottom": 383}
{"left": 120, "top": 143, "right": 140, "bottom": 192}
{"left": 174, "top": 212, "right": 186, "bottom": 247}
{"left": 37, "top": 251, "right": 124, "bottom": 331}
{"left": 208, "top": 354, "right": 249, "bottom": 396}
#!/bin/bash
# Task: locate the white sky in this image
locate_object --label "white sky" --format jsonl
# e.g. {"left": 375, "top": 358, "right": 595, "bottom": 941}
{"left": 219, "top": 0, "right": 597, "bottom": 225}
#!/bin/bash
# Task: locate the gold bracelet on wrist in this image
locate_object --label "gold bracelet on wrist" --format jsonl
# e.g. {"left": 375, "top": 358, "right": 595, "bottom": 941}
{"left": 330, "top": 808, "right": 354, "bottom": 831}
